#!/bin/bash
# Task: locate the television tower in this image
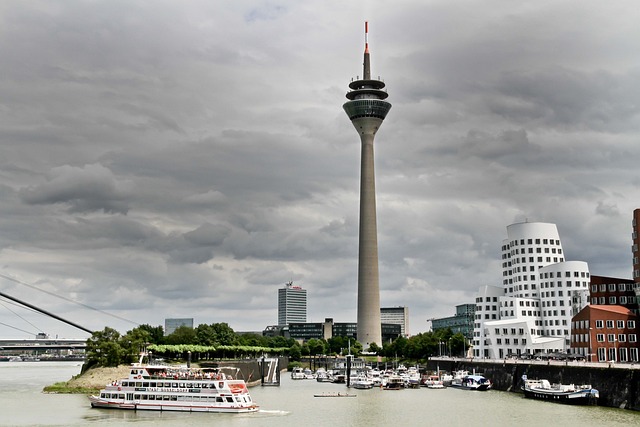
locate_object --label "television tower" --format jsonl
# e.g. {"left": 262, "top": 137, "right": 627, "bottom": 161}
{"left": 343, "top": 22, "right": 391, "bottom": 348}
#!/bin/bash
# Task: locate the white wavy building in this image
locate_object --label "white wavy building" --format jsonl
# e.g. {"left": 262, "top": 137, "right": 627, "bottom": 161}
{"left": 472, "top": 221, "right": 591, "bottom": 358}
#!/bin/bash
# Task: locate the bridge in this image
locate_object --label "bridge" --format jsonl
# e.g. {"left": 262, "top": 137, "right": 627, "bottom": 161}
{"left": 0, "top": 338, "right": 86, "bottom": 352}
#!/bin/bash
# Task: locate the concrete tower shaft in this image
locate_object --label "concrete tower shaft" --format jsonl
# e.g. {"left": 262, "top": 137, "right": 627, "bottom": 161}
{"left": 342, "top": 22, "right": 391, "bottom": 348}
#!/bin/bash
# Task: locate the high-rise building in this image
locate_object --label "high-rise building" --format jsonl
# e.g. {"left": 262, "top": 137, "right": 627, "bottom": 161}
{"left": 343, "top": 22, "right": 391, "bottom": 348}
{"left": 431, "top": 303, "right": 475, "bottom": 340}
{"left": 472, "top": 221, "right": 591, "bottom": 359}
{"left": 164, "top": 318, "right": 194, "bottom": 336}
{"left": 633, "top": 209, "right": 640, "bottom": 284}
{"left": 278, "top": 282, "right": 307, "bottom": 326}
{"left": 632, "top": 209, "right": 640, "bottom": 307}
{"left": 380, "top": 306, "right": 409, "bottom": 337}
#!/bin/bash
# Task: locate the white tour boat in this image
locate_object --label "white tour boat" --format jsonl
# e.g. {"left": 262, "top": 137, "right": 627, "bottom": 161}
{"left": 89, "top": 356, "right": 258, "bottom": 413}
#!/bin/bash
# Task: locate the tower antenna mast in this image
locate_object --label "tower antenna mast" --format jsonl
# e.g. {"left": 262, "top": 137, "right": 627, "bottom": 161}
{"left": 342, "top": 22, "right": 391, "bottom": 348}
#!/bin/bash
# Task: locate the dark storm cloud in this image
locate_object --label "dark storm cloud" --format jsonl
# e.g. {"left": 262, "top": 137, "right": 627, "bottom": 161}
{"left": 20, "top": 164, "right": 132, "bottom": 214}
{"left": 1, "top": 1, "right": 639, "bottom": 338}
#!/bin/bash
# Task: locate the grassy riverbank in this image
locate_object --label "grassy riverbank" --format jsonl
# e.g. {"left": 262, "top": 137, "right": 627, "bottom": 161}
{"left": 43, "top": 365, "right": 130, "bottom": 394}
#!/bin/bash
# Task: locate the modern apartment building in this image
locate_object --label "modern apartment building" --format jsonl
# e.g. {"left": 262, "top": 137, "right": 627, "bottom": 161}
{"left": 278, "top": 282, "right": 307, "bottom": 326}
{"left": 380, "top": 306, "right": 409, "bottom": 337}
{"left": 431, "top": 303, "right": 475, "bottom": 340}
{"left": 472, "top": 221, "right": 591, "bottom": 359}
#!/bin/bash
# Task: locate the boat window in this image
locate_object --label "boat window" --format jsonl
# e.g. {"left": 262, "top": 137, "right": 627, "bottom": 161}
{"left": 172, "top": 382, "right": 178, "bottom": 388}
{"left": 163, "top": 395, "right": 170, "bottom": 401}
{"left": 142, "top": 395, "right": 148, "bottom": 400}
{"left": 143, "top": 382, "right": 149, "bottom": 387}
{"left": 165, "top": 382, "right": 172, "bottom": 387}
{"left": 134, "top": 394, "right": 140, "bottom": 400}
{"left": 170, "top": 395, "right": 177, "bottom": 401}
{"left": 148, "top": 395, "right": 155, "bottom": 400}
{"left": 216, "top": 397, "right": 224, "bottom": 402}
{"left": 226, "top": 397, "right": 234, "bottom": 403}
{"left": 119, "top": 394, "right": 125, "bottom": 399}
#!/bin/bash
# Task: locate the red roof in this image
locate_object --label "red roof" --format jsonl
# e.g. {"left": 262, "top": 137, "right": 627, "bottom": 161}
{"left": 588, "top": 305, "right": 634, "bottom": 315}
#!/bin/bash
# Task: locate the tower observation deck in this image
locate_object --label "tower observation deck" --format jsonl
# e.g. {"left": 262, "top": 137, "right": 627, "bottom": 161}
{"left": 342, "top": 22, "right": 391, "bottom": 348}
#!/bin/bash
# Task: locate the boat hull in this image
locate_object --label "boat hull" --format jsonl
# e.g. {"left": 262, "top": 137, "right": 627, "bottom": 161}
{"left": 523, "top": 388, "right": 598, "bottom": 405}
{"left": 89, "top": 396, "right": 259, "bottom": 413}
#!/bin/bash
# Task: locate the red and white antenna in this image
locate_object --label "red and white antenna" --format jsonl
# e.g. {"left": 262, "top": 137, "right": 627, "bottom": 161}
{"left": 364, "top": 21, "right": 369, "bottom": 53}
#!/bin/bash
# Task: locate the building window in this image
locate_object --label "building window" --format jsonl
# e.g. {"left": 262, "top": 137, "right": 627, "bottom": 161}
{"left": 620, "top": 348, "right": 628, "bottom": 362}
{"left": 596, "top": 334, "right": 604, "bottom": 342}
{"left": 630, "top": 334, "right": 637, "bottom": 343}
{"left": 628, "top": 320, "right": 636, "bottom": 329}
{"left": 607, "top": 334, "right": 615, "bottom": 342}
{"left": 606, "top": 320, "right": 614, "bottom": 328}
{"left": 596, "top": 320, "right": 603, "bottom": 329}
{"left": 617, "top": 320, "right": 624, "bottom": 329}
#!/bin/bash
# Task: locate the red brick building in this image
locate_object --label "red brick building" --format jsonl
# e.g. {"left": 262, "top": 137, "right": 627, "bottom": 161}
{"left": 571, "top": 305, "right": 638, "bottom": 363}
{"left": 589, "top": 275, "right": 638, "bottom": 315}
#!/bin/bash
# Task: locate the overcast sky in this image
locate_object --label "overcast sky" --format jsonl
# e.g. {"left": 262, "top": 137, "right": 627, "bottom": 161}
{"left": 1, "top": 1, "right": 639, "bottom": 340}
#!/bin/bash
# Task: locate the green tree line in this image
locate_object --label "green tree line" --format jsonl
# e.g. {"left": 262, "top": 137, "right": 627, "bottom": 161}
{"left": 85, "top": 323, "right": 468, "bottom": 368}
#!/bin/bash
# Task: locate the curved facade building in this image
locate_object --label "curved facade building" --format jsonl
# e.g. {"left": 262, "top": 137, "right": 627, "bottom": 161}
{"left": 473, "top": 221, "right": 590, "bottom": 358}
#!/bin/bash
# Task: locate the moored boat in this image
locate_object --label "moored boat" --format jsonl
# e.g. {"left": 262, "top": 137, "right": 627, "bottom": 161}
{"left": 422, "top": 375, "right": 446, "bottom": 389}
{"left": 89, "top": 355, "right": 258, "bottom": 413}
{"left": 351, "top": 374, "right": 374, "bottom": 389}
{"left": 450, "top": 374, "right": 491, "bottom": 391}
{"left": 382, "top": 375, "right": 405, "bottom": 390}
{"left": 522, "top": 378, "right": 599, "bottom": 405}
{"left": 291, "top": 367, "right": 306, "bottom": 380}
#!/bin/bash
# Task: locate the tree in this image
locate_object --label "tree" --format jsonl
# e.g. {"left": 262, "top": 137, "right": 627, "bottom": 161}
{"left": 85, "top": 327, "right": 124, "bottom": 368}
{"left": 367, "top": 342, "right": 381, "bottom": 355}
{"left": 306, "top": 338, "right": 327, "bottom": 356}
{"left": 288, "top": 342, "right": 302, "bottom": 361}
{"left": 120, "top": 326, "right": 153, "bottom": 364}
{"left": 165, "top": 326, "right": 197, "bottom": 345}
{"left": 136, "top": 324, "right": 165, "bottom": 344}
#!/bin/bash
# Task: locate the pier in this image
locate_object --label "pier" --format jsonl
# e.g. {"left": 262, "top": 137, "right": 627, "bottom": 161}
{"left": 427, "top": 356, "right": 640, "bottom": 410}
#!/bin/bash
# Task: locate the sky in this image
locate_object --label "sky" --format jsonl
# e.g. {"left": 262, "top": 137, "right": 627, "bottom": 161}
{"left": 1, "top": 1, "right": 640, "bottom": 340}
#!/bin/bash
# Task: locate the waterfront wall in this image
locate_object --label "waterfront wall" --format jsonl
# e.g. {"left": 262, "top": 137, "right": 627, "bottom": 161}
{"left": 426, "top": 359, "right": 640, "bottom": 411}
{"left": 201, "top": 357, "right": 288, "bottom": 386}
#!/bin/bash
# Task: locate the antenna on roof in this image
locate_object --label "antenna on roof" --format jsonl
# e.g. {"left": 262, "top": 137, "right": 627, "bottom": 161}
{"left": 364, "top": 21, "right": 369, "bottom": 53}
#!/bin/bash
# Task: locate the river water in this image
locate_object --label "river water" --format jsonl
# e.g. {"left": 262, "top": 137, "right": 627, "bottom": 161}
{"left": 1, "top": 362, "right": 639, "bottom": 427}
